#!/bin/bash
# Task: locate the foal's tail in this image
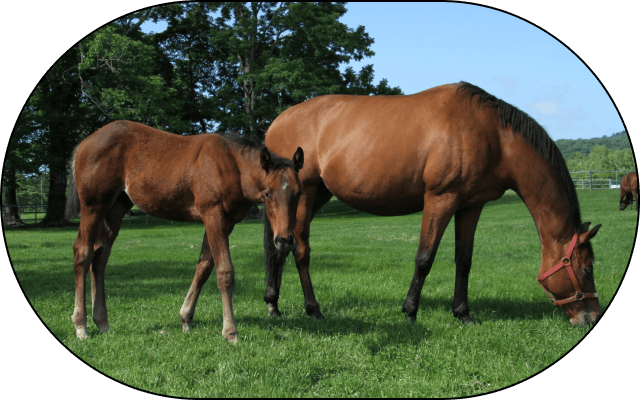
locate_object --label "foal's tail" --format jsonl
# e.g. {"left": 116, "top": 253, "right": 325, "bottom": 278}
{"left": 64, "top": 145, "right": 81, "bottom": 221}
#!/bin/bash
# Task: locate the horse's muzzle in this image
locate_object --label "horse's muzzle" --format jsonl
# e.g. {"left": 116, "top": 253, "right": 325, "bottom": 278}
{"left": 570, "top": 310, "right": 601, "bottom": 327}
{"left": 274, "top": 234, "right": 296, "bottom": 253}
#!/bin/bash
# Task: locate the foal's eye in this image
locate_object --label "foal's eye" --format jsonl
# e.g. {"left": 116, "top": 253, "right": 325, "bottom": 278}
{"left": 265, "top": 191, "right": 271, "bottom": 200}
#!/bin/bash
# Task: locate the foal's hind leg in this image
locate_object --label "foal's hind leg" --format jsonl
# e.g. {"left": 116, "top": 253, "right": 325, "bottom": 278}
{"left": 402, "top": 194, "right": 457, "bottom": 322}
{"left": 452, "top": 206, "right": 484, "bottom": 325}
{"left": 72, "top": 208, "right": 108, "bottom": 339}
{"left": 89, "top": 193, "right": 133, "bottom": 333}
{"left": 180, "top": 232, "right": 214, "bottom": 331}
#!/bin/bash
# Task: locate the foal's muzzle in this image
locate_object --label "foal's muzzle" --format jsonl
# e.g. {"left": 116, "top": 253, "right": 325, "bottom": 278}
{"left": 274, "top": 234, "right": 296, "bottom": 253}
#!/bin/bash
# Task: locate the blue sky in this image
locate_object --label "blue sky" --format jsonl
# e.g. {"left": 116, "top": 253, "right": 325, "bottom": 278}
{"left": 141, "top": 2, "right": 624, "bottom": 141}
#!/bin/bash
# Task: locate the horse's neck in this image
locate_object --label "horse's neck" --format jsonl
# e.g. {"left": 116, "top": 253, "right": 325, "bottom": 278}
{"left": 509, "top": 149, "right": 578, "bottom": 260}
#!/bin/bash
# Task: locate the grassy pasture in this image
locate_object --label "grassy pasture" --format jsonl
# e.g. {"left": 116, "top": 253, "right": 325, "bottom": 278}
{"left": 5, "top": 189, "right": 636, "bottom": 398}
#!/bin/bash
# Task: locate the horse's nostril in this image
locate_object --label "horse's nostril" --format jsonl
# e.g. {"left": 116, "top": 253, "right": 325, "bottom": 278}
{"left": 286, "top": 235, "right": 294, "bottom": 244}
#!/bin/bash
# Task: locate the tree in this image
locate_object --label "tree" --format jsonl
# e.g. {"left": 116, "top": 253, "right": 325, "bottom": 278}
{"left": 5, "top": 2, "right": 401, "bottom": 224}
{"left": 205, "top": 2, "right": 402, "bottom": 136}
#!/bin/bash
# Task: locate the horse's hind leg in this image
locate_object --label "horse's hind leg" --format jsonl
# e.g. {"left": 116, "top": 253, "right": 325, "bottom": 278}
{"left": 89, "top": 193, "right": 133, "bottom": 333}
{"left": 402, "top": 194, "right": 457, "bottom": 322}
{"left": 180, "top": 232, "right": 214, "bottom": 331}
{"left": 452, "top": 205, "right": 484, "bottom": 324}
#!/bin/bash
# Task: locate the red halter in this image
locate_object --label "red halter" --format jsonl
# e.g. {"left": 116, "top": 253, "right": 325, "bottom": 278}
{"left": 536, "top": 233, "right": 598, "bottom": 306}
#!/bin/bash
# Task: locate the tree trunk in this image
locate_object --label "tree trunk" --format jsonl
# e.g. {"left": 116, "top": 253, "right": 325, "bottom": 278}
{"left": 2, "top": 160, "right": 22, "bottom": 226}
{"left": 40, "top": 122, "right": 71, "bottom": 227}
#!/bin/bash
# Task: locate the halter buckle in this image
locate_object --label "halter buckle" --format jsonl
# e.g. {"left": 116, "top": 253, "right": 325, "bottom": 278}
{"left": 561, "top": 257, "right": 571, "bottom": 266}
{"left": 575, "top": 292, "right": 584, "bottom": 301}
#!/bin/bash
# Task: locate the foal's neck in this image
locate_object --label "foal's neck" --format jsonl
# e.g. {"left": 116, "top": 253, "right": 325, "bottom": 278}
{"left": 231, "top": 148, "right": 266, "bottom": 203}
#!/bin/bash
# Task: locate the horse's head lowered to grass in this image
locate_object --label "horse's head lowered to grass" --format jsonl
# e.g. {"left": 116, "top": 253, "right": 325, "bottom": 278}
{"left": 537, "top": 223, "right": 602, "bottom": 326}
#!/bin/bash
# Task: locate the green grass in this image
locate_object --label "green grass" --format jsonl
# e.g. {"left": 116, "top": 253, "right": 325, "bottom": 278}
{"left": 5, "top": 190, "right": 635, "bottom": 398}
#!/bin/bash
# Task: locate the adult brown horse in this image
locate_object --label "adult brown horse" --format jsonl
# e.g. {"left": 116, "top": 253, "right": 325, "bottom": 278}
{"left": 262, "top": 82, "right": 602, "bottom": 327}
{"left": 619, "top": 171, "right": 638, "bottom": 211}
{"left": 65, "top": 121, "right": 303, "bottom": 342}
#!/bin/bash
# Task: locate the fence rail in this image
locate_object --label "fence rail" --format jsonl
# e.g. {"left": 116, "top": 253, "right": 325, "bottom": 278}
{"left": 570, "top": 170, "right": 635, "bottom": 190}
{"left": 2, "top": 204, "right": 47, "bottom": 226}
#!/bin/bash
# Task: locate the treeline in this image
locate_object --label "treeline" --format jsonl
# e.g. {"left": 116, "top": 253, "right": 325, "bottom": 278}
{"left": 3, "top": 2, "right": 402, "bottom": 226}
{"left": 555, "top": 131, "right": 630, "bottom": 157}
{"left": 557, "top": 131, "right": 636, "bottom": 172}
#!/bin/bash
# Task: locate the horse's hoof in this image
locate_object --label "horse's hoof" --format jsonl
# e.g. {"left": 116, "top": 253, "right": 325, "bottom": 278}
{"left": 457, "top": 315, "right": 479, "bottom": 325}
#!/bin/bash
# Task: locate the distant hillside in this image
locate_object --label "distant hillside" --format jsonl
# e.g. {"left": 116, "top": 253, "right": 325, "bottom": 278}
{"left": 555, "top": 131, "right": 631, "bottom": 158}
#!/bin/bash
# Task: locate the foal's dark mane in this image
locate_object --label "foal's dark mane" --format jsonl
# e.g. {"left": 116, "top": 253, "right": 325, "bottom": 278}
{"left": 456, "top": 81, "right": 582, "bottom": 230}
{"left": 220, "top": 132, "right": 296, "bottom": 171}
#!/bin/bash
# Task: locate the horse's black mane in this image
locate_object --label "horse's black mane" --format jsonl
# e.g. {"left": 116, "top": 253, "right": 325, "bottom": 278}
{"left": 220, "top": 132, "right": 296, "bottom": 171}
{"left": 456, "top": 81, "right": 582, "bottom": 229}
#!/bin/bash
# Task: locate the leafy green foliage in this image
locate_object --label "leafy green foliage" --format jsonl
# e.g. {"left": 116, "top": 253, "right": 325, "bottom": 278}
{"left": 4, "top": 2, "right": 402, "bottom": 224}
{"left": 556, "top": 131, "right": 631, "bottom": 157}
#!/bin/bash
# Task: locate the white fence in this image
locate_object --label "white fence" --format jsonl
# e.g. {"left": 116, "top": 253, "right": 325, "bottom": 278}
{"left": 570, "top": 170, "right": 635, "bottom": 190}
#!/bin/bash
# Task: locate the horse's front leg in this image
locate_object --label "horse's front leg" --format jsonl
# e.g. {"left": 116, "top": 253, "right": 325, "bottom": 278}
{"left": 202, "top": 213, "right": 237, "bottom": 343}
{"left": 452, "top": 205, "right": 484, "bottom": 325}
{"left": 402, "top": 193, "right": 457, "bottom": 322}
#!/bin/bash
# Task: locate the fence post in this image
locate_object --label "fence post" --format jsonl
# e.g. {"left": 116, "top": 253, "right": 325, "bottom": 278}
{"left": 589, "top": 171, "right": 592, "bottom": 191}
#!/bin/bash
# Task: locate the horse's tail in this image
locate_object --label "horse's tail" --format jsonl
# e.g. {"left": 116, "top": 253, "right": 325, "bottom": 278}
{"left": 263, "top": 211, "right": 287, "bottom": 305}
{"left": 64, "top": 144, "right": 81, "bottom": 221}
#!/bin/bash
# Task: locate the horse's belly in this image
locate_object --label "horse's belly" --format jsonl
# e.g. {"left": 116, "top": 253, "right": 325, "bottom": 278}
{"left": 322, "top": 174, "right": 424, "bottom": 216}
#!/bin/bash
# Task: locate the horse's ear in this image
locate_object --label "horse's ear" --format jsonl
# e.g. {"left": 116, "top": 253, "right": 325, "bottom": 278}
{"left": 293, "top": 147, "right": 304, "bottom": 171}
{"left": 580, "top": 222, "right": 591, "bottom": 233}
{"left": 260, "top": 148, "right": 272, "bottom": 172}
{"left": 580, "top": 223, "right": 601, "bottom": 243}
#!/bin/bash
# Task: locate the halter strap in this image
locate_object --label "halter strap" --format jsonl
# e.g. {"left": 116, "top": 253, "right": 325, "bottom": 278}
{"left": 536, "top": 233, "right": 598, "bottom": 306}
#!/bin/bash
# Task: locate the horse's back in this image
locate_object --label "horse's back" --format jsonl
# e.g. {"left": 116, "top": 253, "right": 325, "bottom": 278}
{"left": 266, "top": 84, "right": 504, "bottom": 214}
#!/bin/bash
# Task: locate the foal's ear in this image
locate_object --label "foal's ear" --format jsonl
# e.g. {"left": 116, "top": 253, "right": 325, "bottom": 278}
{"left": 260, "top": 148, "right": 272, "bottom": 172}
{"left": 293, "top": 147, "right": 304, "bottom": 171}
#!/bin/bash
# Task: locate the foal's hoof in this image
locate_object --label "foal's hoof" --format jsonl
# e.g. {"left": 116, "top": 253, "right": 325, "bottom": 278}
{"left": 75, "top": 329, "right": 89, "bottom": 340}
{"left": 223, "top": 331, "right": 238, "bottom": 343}
{"left": 267, "top": 304, "right": 282, "bottom": 317}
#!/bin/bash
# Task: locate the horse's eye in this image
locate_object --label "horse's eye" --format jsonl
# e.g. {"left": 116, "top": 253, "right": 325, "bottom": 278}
{"left": 265, "top": 191, "right": 271, "bottom": 200}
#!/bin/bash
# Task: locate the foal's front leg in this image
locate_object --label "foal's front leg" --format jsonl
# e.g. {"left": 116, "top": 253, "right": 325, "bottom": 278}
{"left": 201, "top": 213, "right": 238, "bottom": 343}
